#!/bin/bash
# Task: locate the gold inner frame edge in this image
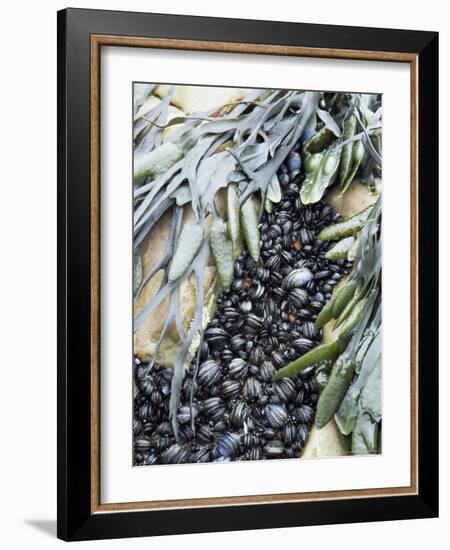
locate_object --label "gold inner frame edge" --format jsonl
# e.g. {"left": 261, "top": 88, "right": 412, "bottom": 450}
{"left": 90, "top": 35, "right": 419, "bottom": 514}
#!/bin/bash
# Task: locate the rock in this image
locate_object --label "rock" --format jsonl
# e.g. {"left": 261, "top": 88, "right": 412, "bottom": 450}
{"left": 301, "top": 420, "right": 348, "bottom": 458}
{"left": 326, "top": 178, "right": 381, "bottom": 218}
{"left": 133, "top": 265, "right": 217, "bottom": 366}
{"left": 134, "top": 94, "right": 183, "bottom": 122}
{"left": 155, "top": 85, "right": 246, "bottom": 115}
{"left": 134, "top": 205, "right": 219, "bottom": 365}
{"left": 134, "top": 94, "right": 184, "bottom": 140}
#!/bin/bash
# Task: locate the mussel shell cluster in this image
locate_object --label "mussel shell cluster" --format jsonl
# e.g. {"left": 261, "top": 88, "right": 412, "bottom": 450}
{"left": 133, "top": 147, "right": 351, "bottom": 466}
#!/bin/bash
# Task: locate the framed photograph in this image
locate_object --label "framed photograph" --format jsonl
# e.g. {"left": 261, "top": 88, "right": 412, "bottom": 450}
{"left": 57, "top": 8, "right": 439, "bottom": 541}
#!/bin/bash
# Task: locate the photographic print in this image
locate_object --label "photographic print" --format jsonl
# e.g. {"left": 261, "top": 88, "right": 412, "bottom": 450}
{"left": 132, "top": 84, "right": 382, "bottom": 466}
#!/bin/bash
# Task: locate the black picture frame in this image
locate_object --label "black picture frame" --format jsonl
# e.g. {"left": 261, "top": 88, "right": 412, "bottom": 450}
{"left": 57, "top": 7, "right": 439, "bottom": 541}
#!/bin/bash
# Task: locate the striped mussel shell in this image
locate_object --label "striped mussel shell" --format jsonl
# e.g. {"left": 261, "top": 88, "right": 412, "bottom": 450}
{"left": 248, "top": 281, "right": 265, "bottom": 300}
{"left": 160, "top": 382, "right": 171, "bottom": 397}
{"left": 255, "top": 266, "right": 270, "bottom": 282}
{"left": 282, "top": 268, "right": 313, "bottom": 289}
{"left": 297, "top": 423, "right": 309, "bottom": 444}
{"left": 150, "top": 389, "right": 162, "bottom": 406}
{"left": 267, "top": 224, "right": 282, "bottom": 239}
{"left": 239, "top": 300, "right": 252, "bottom": 313}
{"left": 287, "top": 151, "right": 301, "bottom": 177}
{"left": 264, "top": 297, "right": 278, "bottom": 319}
{"left": 310, "top": 300, "right": 324, "bottom": 312}
{"left": 269, "top": 393, "right": 282, "bottom": 405}
{"left": 227, "top": 358, "right": 248, "bottom": 380}
{"left": 176, "top": 405, "right": 199, "bottom": 425}
{"left": 276, "top": 207, "right": 292, "bottom": 221}
{"left": 305, "top": 279, "right": 316, "bottom": 293}
{"left": 306, "top": 377, "right": 319, "bottom": 393}
{"left": 259, "top": 360, "right": 276, "bottom": 382}
{"left": 249, "top": 364, "right": 260, "bottom": 376}
{"left": 190, "top": 447, "right": 212, "bottom": 463}
{"left": 276, "top": 328, "right": 291, "bottom": 344}
{"left": 204, "top": 327, "right": 229, "bottom": 351}
{"left": 229, "top": 334, "right": 246, "bottom": 352}
{"left": 134, "top": 436, "right": 151, "bottom": 451}
{"left": 314, "top": 291, "right": 325, "bottom": 303}
{"left": 253, "top": 298, "right": 266, "bottom": 315}
{"left": 251, "top": 403, "right": 264, "bottom": 422}
{"left": 249, "top": 346, "right": 265, "bottom": 366}
{"left": 284, "top": 447, "right": 296, "bottom": 459}
{"left": 314, "top": 269, "right": 331, "bottom": 280}
{"left": 139, "top": 378, "right": 155, "bottom": 396}
{"left": 288, "top": 288, "right": 309, "bottom": 308}
{"left": 247, "top": 446, "right": 263, "bottom": 460}
{"left": 154, "top": 434, "right": 173, "bottom": 451}
{"left": 293, "top": 337, "right": 314, "bottom": 353}
{"left": 258, "top": 394, "right": 269, "bottom": 407}
{"left": 263, "top": 439, "right": 285, "bottom": 457}
{"left": 161, "top": 443, "right": 191, "bottom": 464}
{"left": 156, "top": 420, "right": 173, "bottom": 435}
{"left": 197, "top": 359, "right": 221, "bottom": 388}
{"left": 221, "top": 348, "right": 234, "bottom": 363}
{"left": 299, "top": 228, "right": 314, "bottom": 245}
{"left": 220, "top": 379, "right": 242, "bottom": 401}
{"left": 196, "top": 424, "right": 214, "bottom": 444}
{"left": 271, "top": 286, "right": 286, "bottom": 304}
{"left": 281, "top": 249, "right": 293, "bottom": 264}
{"left": 295, "top": 404, "right": 315, "bottom": 424}
{"left": 213, "top": 419, "right": 227, "bottom": 433}
{"left": 242, "top": 432, "right": 257, "bottom": 448}
{"left": 269, "top": 270, "right": 283, "bottom": 287}
{"left": 143, "top": 452, "right": 158, "bottom": 465}
{"left": 230, "top": 400, "right": 248, "bottom": 428}
{"left": 243, "top": 377, "right": 262, "bottom": 402}
{"left": 271, "top": 350, "right": 285, "bottom": 370}
{"left": 133, "top": 418, "right": 142, "bottom": 436}
{"left": 281, "top": 219, "right": 293, "bottom": 234}
{"left": 198, "top": 339, "right": 209, "bottom": 362}
{"left": 293, "top": 258, "right": 310, "bottom": 269}
{"left": 222, "top": 307, "right": 240, "bottom": 321}
{"left": 264, "top": 403, "right": 288, "bottom": 429}
{"left": 202, "top": 397, "right": 227, "bottom": 422}
{"left": 274, "top": 378, "right": 296, "bottom": 403}
{"left": 178, "top": 425, "right": 195, "bottom": 443}
{"left": 213, "top": 432, "right": 241, "bottom": 459}
{"left": 283, "top": 422, "right": 297, "bottom": 445}
{"left": 294, "top": 388, "right": 305, "bottom": 406}
{"left": 302, "top": 321, "right": 318, "bottom": 340}
{"left": 297, "top": 308, "right": 312, "bottom": 320}
{"left": 138, "top": 402, "right": 152, "bottom": 422}
{"left": 245, "top": 313, "right": 263, "bottom": 331}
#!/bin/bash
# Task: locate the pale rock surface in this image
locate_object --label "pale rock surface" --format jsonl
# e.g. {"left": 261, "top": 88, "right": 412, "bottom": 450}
{"left": 302, "top": 420, "right": 349, "bottom": 458}
{"left": 326, "top": 178, "right": 381, "bottom": 218}
{"left": 134, "top": 189, "right": 228, "bottom": 365}
{"left": 155, "top": 85, "right": 246, "bottom": 114}
{"left": 134, "top": 95, "right": 184, "bottom": 140}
